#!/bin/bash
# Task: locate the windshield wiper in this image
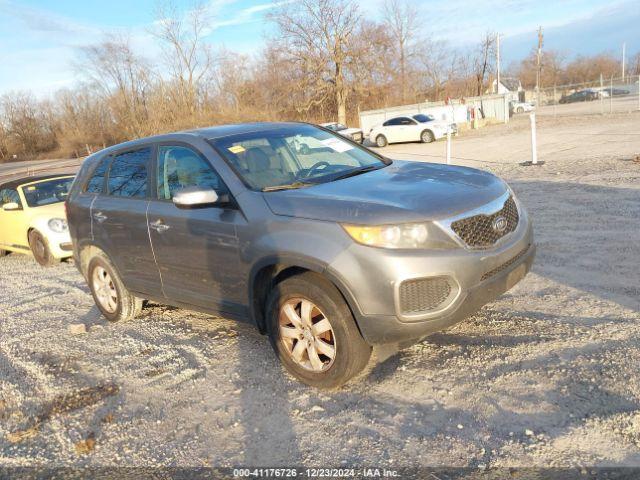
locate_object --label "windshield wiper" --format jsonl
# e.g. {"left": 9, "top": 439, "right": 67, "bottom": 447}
{"left": 330, "top": 165, "right": 380, "bottom": 182}
{"left": 262, "top": 181, "right": 313, "bottom": 192}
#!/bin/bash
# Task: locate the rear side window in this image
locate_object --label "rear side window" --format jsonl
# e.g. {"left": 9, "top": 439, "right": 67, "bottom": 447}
{"left": 85, "top": 157, "right": 110, "bottom": 194}
{"left": 383, "top": 118, "right": 402, "bottom": 126}
{"left": 107, "top": 148, "right": 150, "bottom": 198}
{"left": 156, "top": 145, "right": 226, "bottom": 200}
{"left": 0, "top": 188, "right": 21, "bottom": 207}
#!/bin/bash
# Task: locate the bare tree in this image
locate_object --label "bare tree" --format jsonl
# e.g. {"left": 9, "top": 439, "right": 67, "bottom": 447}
{"left": 152, "top": 1, "right": 215, "bottom": 118}
{"left": 78, "top": 36, "right": 152, "bottom": 137}
{"left": 0, "top": 92, "right": 56, "bottom": 159}
{"left": 383, "top": 0, "right": 419, "bottom": 103}
{"left": 473, "top": 32, "right": 497, "bottom": 96}
{"left": 270, "top": 0, "right": 360, "bottom": 125}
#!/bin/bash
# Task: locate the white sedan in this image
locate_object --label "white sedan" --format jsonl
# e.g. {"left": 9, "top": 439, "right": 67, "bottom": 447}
{"left": 368, "top": 114, "right": 456, "bottom": 148}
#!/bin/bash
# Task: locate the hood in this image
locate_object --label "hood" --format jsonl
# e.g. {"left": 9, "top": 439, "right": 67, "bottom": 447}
{"left": 263, "top": 160, "right": 509, "bottom": 224}
{"left": 340, "top": 127, "right": 362, "bottom": 135}
{"left": 25, "top": 201, "right": 66, "bottom": 222}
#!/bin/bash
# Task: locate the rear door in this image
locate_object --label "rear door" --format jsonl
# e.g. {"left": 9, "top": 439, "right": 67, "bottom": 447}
{"left": 146, "top": 144, "right": 247, "bottom": 316}
{"left": 91, "top": 146, "right": 162, "bottom": 296}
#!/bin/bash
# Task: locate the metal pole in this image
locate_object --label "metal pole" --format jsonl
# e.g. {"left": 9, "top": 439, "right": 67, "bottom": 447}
{"left": 553, "top": 85, "right": 557, "bottom": 117}
{"left": 446, "top": 131, "right": 451, "bottom": 165}
{"left": 496, "top": 34, "right": 501, "bottom": 94}
{"left": 600, "top": 73, "right": 604, "bottom": 115}
{"left": 530, "top": 113, "right": 537, "bottom": 165}
{"left": 610, "top": 76, "right": 613, "bottom": 114}
{"left": 622, "top": 42, "right": 626, "bottom": 81}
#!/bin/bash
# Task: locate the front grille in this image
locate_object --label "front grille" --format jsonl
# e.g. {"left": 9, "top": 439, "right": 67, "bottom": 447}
{"left": 481, "top": 244, "right": 531, "bottom": 281}
{"left": 399, "top": 277, "right": 453, "bottom": 315}
{"left": 451, "top": 196, "right": 519, "bottom": 249}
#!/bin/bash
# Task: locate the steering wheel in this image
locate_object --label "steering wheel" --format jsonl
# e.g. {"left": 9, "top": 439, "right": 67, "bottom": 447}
{"left": 304, "top": 161, "right": 331, "bottom": 178}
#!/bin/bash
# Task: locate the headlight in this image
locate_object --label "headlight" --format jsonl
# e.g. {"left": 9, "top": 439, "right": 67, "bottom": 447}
{"left": 342, "top": 222, "right": 457, "bottom": 249}
{"left": 48, "top": 218, "right": 68, "bottom": 233}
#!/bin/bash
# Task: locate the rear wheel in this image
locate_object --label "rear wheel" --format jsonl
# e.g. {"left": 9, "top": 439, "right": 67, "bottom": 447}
{"left": 28, "top": 230, "right": 57, "bottom": 267}
{"left": 87, "top": 253, "right": 142, "bottom": 322}
{"left": 421, "top": 130, "right": 435, "bottom": 143}
{"left": 266, "top": 272, "right": 372, "bottom": 389}
{"left": 0, "top": 249, "right": 8, "bottom": 257}
{"left": 375, "top": 135, "right": 388, "bottom": 148}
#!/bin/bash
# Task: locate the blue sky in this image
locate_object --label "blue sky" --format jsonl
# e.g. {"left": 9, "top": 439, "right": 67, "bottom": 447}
{"left": 0, "top": 0, "right": 637, "bottom": 96}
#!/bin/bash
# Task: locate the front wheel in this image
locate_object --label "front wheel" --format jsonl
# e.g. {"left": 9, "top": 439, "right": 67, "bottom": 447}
{"left": 421, "top": 130, "right": 435, "bottom": 143}
{"left": 375, "top": 135, "right": 388, "bottom": 148}
{"left": 0, "top": 249, "right": 8, "bottom": 257}
{"left": 266, "top": 273, "right": 372, "bottom": 389}
{"left": 28, "top": 230, "right": 58, "bottom": 267}
{"left": 87, "top": 254, "right": 142, "bottom": 322}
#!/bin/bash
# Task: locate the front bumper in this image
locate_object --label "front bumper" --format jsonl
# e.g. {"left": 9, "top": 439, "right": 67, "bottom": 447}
{"left": 46, "top": 230, "right": 73, "bottom": 259}
{"left": 327, "top": 210, "right": 534, "bottom": 345}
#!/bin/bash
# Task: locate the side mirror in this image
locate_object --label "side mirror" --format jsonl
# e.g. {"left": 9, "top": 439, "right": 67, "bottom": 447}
{"left": 172, "top": 186, "right": 226, "bottom": 209}
{"left": 2, "top": 202, "right": 20, "bottom": 211}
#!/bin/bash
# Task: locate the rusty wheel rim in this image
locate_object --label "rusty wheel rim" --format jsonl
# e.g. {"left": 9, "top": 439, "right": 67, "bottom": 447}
{"left": 279, "top": 298, "right": 336, "bottom": 372}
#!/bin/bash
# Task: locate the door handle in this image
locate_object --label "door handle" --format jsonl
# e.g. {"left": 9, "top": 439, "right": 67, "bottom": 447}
{"left": 93, "top": 211, "right": 107, "bottom": 223}
{"left": 150, "top": 219, "right": 170, "bottom": 233}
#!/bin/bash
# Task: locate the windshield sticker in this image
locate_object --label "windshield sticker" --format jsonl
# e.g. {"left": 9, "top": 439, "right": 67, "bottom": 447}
{"left": 320, "top": 137, "right": 353, "bottom": 153}
{"left": 228, "top": 145, "right": 246, "bottom": 154}
{"left": 26, "top": 186, "right": 36, "bottom": 191}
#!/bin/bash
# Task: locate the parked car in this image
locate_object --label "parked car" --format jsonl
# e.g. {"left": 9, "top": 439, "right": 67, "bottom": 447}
{"left": 559, "top": 90, "right": 598, "bottom": 104}
{"left": 0, "top": 174, "right": 74, "bottom": 266}
{"left": 601, "top": 87, "right": 630, "bottom": 96}
{"left": 66, "top": 122, "right": 534, "bottom": 388}
{"left": 509, "top": 101, "right": 535, "bottom": 114}
{"left": 369, "top": 114, "right": 456, "bottom": 148}
{"left": 320, "top": 122, "right": 364, "bottom": 143}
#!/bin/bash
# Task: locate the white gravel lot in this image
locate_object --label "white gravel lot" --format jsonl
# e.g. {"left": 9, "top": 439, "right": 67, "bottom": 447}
{"left": 1, "top": 113, "right": 639, "bottom": 472}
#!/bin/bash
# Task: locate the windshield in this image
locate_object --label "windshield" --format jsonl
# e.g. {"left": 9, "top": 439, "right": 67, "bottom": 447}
{"left": 210, "top": 124, "right": 387, "bottom": 190}
{"left": 413, "top": 114, "right": 435, "bottom": 123}
{"left": 21, "top": 177, "right": 73, "bottom": 207}
{"left": 324, "top": 123, "right": 347, "bottom": 132}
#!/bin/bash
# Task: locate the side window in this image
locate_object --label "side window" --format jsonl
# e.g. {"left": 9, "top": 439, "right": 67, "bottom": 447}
{"left": 157, "top": 146, "right": 227, "bottom": 201}
{"left": 400, "top": 117, "right": 415, "bottom": 125}
{"left": 383, "top": 118, "right": 402, "bottom": 126}
{"left": 107, "top": 148, "right": 150, "bottom": 198}
{"left": 0, "top": 188, "right": 20, "bottom": 207}
{"left": 85, "top": 156, "right": 110, "bottom": 194}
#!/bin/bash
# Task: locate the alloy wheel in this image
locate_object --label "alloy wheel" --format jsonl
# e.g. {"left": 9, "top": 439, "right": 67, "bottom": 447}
{"left": 93, "top": 266, "right": 118, "bottom": 313}
{"left": 279, "top": 298, "right": 336, "bottom": 372}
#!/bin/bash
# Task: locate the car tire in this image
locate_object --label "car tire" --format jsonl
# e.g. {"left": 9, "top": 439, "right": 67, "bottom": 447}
{"left": 87, "top": 253, "right": 143, "bottom": 322}
{"left": 0, "top": 249, "right": 8, "bottom": 257}
{"left": 28, "top": 230, "right": 58, "bottom": 267}
{"left": 375, "top": 135, "right": 388, "bottom": 148}
{"left": 516, "top": 107, "right": 524, "bottom": 113}
{"left": 421, "top": 130, "right": 435, "bottom": 143}
{"left": 266, "top": 272, "right": 372, "bottom": 389}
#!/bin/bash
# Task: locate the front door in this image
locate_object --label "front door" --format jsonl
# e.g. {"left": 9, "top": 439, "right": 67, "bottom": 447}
{"left": 147, "top": 144, "right": 247, "bottom": 316}
{"left": 0, "top": 188, "right": 27, "bottom": 252}
{"left": 91, "top": 146, "right": 161, "bottom": 296}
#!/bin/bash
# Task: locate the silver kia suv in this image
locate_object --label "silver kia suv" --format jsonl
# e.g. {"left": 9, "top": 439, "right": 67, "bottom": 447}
{"left": 66, "top": 122, "right": 535, "bottom": 388}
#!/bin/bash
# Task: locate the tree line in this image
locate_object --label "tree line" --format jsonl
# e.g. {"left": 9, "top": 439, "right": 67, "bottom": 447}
{"left": 0, "top": 0, "right": 637, "bottom": 161}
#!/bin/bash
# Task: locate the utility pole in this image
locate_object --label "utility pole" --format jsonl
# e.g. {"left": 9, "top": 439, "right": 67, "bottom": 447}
{"left": 622, "top": 42, "right": 626, "bottom": 81}
{"left": 496, "top": 33, "right": 501, "bottom": 94}
{"left": 535, "top": 27, "right": 543, "bottom": 106}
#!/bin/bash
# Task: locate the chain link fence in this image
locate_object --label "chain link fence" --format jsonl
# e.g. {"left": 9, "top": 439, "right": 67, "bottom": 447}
{"left": 531, "top": 75, "right": 640, "bottom": 117}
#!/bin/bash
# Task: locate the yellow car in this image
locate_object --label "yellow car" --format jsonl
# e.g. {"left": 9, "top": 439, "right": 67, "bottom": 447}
{"left": 0, "top": 174, "right": 74, "bottom": 266}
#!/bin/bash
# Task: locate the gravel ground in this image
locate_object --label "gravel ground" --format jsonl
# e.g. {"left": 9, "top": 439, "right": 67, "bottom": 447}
{"left": 1, "top": 113, "right": 639, "bottom": 471}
